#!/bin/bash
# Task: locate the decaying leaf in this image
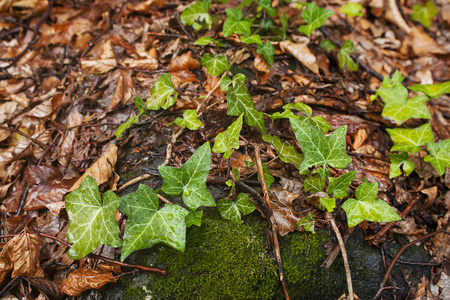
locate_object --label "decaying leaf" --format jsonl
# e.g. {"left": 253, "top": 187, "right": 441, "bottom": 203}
{"left": 60, "top": 268, "right": 116, "bottom": 296}
{"left": 279, "top": 40, "right": 319, "bottom": 74}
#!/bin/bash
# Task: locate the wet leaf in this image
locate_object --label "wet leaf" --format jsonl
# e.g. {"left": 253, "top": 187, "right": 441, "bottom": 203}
{"left": 175, "top": 109, "right": 202, "bottom": 130}
{"left": 338, "top": 40, "right": 358, "bottom": 71}
{"left": 217, "top": 193, "right": 255, "bottom": 224}
{"left": 257, "top": 41, "right": 275, "bottom": 66}
{"left": 119, "top": 184, "right": 189, "bottom": 260}
{"left": 304, "top": 174, "right": 325, "bottom": 193}
{"left": 424, "top": 139, "right": 450, "bottom": 176}
{"left": 340, "top": 2, "right": 362, "bottom": 17}
{"left": 241, "top": 34, "right": 263, "bottom": 45}
{"left": 22, "top": 276, "right": 64, "bottom": 299}
{"left": 389, "top": 152, "right": 414, "bottom": 179}
{"left": 194, "top": 37, "right": 225, "bottom": 48}
{"left": 212, "top": 113, "right": 243, "bottom": 158}
{"left": 223, "top": 8, "right": 251, "bottom": 37}
{"left": 159, "top": 142, "right": 216, "bottom": 211}
{"left": 320, "top": 39, "right": 335, "bottom": 52}
{"left": 65, "top": 176, "right": 122, "bottom": 260}
{"left": 320, "top": 197, "right": 336, "bottom": 212}
{"left": 146, "top": 73, "right": 177, "bottom": 110}
{"left": 220, "top": 73, "right": 246, "bottom": 92}
{"left": 201, "top": 54, "right": 230, "bottom": 77}
{"left": 180, "top": 0, "right": 212, "bottom": 30}
{"left": 262, "top": 135, "right": 304, "bottom": 170}
{"left": 342, "top": 182, "right": 401, "bottom": 228}
{"left": 409, "top": 81, "right": 450, "bottom": 99}
{"left": 327, "top": 171, "right": 357, "bottom": 199}
{"left": 295, "top": 212, "right": 315, "bottom": 233}
{"left": 298, "top": 2, "right": 334, "bottom": 36}
{"left": 227, "top": 80, "right": 265, "bottom": 134}
{"left": 257, "top": 162, "right": 275, "bottom": 189}
{"left": 411, "top": 1, "right": 437, "bottom": 28}
{"left": 185, "top": 210, "right": 203, "bottom": 227}
{"left": 60, "top": 268, "right": 116, "bottom": 296}
{"left": 386, "top": 123, "right": 434, "bottom": 154}
{"left": 257, "top": 0, "right": 277, "bottom": 16}
{"left": 290, "top": 119, "right": 352, "bottom": 174}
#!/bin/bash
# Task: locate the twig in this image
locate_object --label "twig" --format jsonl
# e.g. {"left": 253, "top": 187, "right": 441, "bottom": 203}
{"left": 157, "top": 194, "right": 173, "bottom": 204}
{"left": 254, "top": 147, "right": 272, "bottom": 210}
{"left": 176, "top": 11, "right": 192, "bottom": 40}
{"left": 117, "top": 174, "right": 155, "bottom": 192}
{"left": 326, "top": 212, "right": 354, "bottom": 300}
{"left": 321, "top": 227, "right": 354, "bottom": 269}
{"left": 373, "top": 229, "right": 449, "bottom": 300}
{"left": 0, "top": 125, "right": 47, "bottom": 149}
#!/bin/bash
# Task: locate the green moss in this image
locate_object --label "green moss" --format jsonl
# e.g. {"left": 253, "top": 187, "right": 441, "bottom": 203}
{"left": 121, "top": 279, "right": 149, "bottom": 300}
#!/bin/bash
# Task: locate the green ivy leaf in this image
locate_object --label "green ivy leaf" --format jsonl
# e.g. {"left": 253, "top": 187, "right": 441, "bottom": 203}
{"left": 290, "top": 119, "right": 352, "bottom": 174}
{"left": 295, "top": 213, "right": 315, "bottom": 233}
{"left": 116, "top": 115, "right": 139, "bottom": 139}
{"left": 180, "top": 0, "right": 212, "bottom": 31}
{"left": 133, "top": 96, "right": 146, "bottom": 115}
{"left": 299, "top": 116, "right": 332, "bottom": 134}
{"left": 257, "top": 41, "right": 275, "bottom": 66}
{"left": 159, "top": 142, "right": 216, "bottom": 211}
{"left": 327, "top": 171, "right": 357, "bottom": 199}
{"left": 65, "top": 176, "right": 122, "bottom": 260}
{"left": 201, "top": 54, "right": 230, "bottom": 77}
{"left": 409, "top": 81, "right": 450, "bottom": 99}
{"left": 257, "top": 162, "right": 275, "bottom": 189}
{"left": 283, "top": 102, "right": 313, "bottom": 116}
{"left": 227, "top": 80, "right": 265, "bottom": 134}
{"left": 241, "top": 35, "right": 263, "bottom": 45}
{"left": 342, "top": 182, "right": 401, "bottom": 228}
{"left": 119, "top": 185, "right": 189, "bottom": 261}
{"left": 389, "top": 152, "right": 415, "bottom": 179}
{"left": 257, "top": 0, "right": 278, "bottom": 16}
{"left": 223, "top": 9, "right": 251, "bottom": 37}
{"left": 312, "top": 167, "right": 330, "bottom": 181}
{"left": 320, "top": 198, "right": 336, "bottom": 212}
{"left": 424, "top": 139, "right": 450, "bottom": 176}
{"left": 281, "top": 13, "right": 288, "bottom": 40}
{"left": 220, "top": 73, "right": 246, "bottom": 92}
{"left": 185, "top": 210, "right": 203, "bottom": 227}
{"left": 337, "top": 40, "right": 358, "bottom": 71}
{"left": 194, "top": 36, "right": 226, "bottom": 48}
{"left": 175, "top": 109, "right": 202, "bottom": 130}
{"left": 262, "top": 134, "right": 304, "bottom": 170}
{"left": 340, "top": 2, "right": 363, "bottom": 17}
{"left": 386, "top": 123, "right": 434, "bottom": 154}
{"left": 411, "top": 1, "right": 438, "bottom": 28}
{"left": 217, "top": 193, "right": 255, "bottom": 224}
{"left": 147, "top": 73, "right": 177, "bottom": 110}
{"left": 212, "top": 113, "right": 243, "bottom": 158}
{"left": 320, "top": 39, "right": 335, "bottom": 52}
{"left": 304, "top": 174, "right": 325, "bottom": 193}
{"left": 298, "top": 2, "right": 334, "bottom": 36}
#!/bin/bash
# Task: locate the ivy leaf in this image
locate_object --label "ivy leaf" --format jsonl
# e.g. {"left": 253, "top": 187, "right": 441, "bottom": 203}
{"left": 185, "top": 210, "right": 203, "bottom": 227}
{"left": 409, "top": 81, "right": 450, "bottom": 99}
{"left": 220, "top": 73, "right": 246, "bottom": 92}
{"left": 342, "top": 182, "right": 401, "bottom": 228}
{"left": 389, "top": 152, "right": 415, "bottom": 179}
{"left": 194, "top": 36, "right": 225, "bottom": 48}
{"left": 257, "top": 0, "right": 277, "bottom": 16}
{"left": 65, "top": 176, "right": 122, "bottom": 260}
{"left": 217, "top": 193, "right": 255, "bottom": 224}
{"left": 262, "top": 135, "right": 304, "bottom": 170}
{"left": 298, "top": 2, "right": 334, "bottom": 36}
{"left": 312, "top": 167, "right": 330, "bottom": 181}
{"left": 290, "top": 118, "right": 352, "bottom": 174}
{"left": 257, "top": 41, "right": 275, "bottom": 66}
{"left": 116, "top": 115, "right": 139, "bottom": 139}
{"left": 304, "top": 174, "right": 325, "bottom": 193}
{"left": 212, "top": 113, "right": 243, "bottom": 158}
{"left": 320, "top": 198, "right": 336, "bottom": 212}
{"left": 327, "top": 171, "right": 357, "bottom": 199}
{"left": 320, "top": 39, "right": 335, "bottom": 52}
{"left": 283, "top": 102, "right": 312, "bottom": 116}
{"left": 119, "top": 185, "right": 189, "bottom": 261}
{"left": 337, "top": 40, "right": 358, "bottom": 71}
{"left": 241, "top": 35, "right": 263, "bottom": 45}
{"left": 133, "top": 96, "right": 146, "bottom": 115}
{"left": 281, "top": 13, "right": 288, "bottom": 40}
{"left": 227, "top": 80, "right": 265, "bottom": 134}
{"left": 159, "top": 142, "right": 216, "bottom": 211}
{"left": 411, "top": 1, "right": 438, "bottom": 28}
{"left": 146, "top": 73, "right": 177, "bottom": 110}
{"left": 175, "top": 109, "right": 202, "bottom": 130}
{"left": 424, "top": 139, "right": 450, "bottom": 176}
{"left": 295, "top": 213, "right": 315, "bottom": 233}
{"left": 386, "top": 123, "right": 434, "bottom": 154}
{"left": 298, "top": 116, "right": 332, "bottom": 134}
{"left": 223, "top": 9, "right": 251, "bottom": 37}
{"left": 201, "top": 54, "right": 230, "bottom": 77}
{"left": 180, "top": 0, "right": 212, "bottom": 31}
{"left": 257, "top": 162, "right": 275, "bottom": 189}
{"left": 340, "top": 2, "right": 363, "bottom": 17}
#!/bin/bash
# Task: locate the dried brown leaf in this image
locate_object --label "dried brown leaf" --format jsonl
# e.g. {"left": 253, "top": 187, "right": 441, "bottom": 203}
{"left": 0, "top": 257, "right": 12, "bottom": 285}
{"left": 254, "top": 54, "right": 269, "bottom": 84}
{"left": 269, "top": 187, "right": 307, "bottom": 236}
{"left": 58, "top": 111, "right": 84, "bottom": 166}
{"left": 22, "top": 276, "right": 64, "bottom": 299}
{"left": 169, "top": 51, "right": 201, "bottom": 72}
{"left": 59, "top": 268, "right": 116, "bottom": 296}
{"left": 26, "top": 98, "right": 53, "bottom": 118}
{"left": 80, "top": 58, "right": 117, "bottom": 74}
{"left": 279, "top": 40, "right": 319, "bottom": 74}
{"left": 410, "top": 27, "right": 448, "bottom": 56}
{"left": 421, "top": 186, "right": 438, "bottom": 209}
{"left": 170, "top": 70, "right": 198, "bottom": 89}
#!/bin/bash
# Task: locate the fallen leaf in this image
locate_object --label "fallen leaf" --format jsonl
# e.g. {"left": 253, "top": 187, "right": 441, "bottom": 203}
{"left": 58, "top": 111, "right": 84, "bottom": 166}
{"left": 60, "top": 268, "right": 116, "bottom": 296}
{"left": 22, "top": 276, "right": 64, "bottom": 300}
{"left": 279, "top": 40, "right": 319, "bottom": 74}
{"left": 410, "top": 27, "right": 448, "bottom": 57}
{"left": 169, "top": 51, "right": 201, "bottom": 72}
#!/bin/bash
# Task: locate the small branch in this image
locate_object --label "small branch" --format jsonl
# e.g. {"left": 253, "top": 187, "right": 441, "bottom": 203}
{"left": 117, "top": 174, "right": 155, "bottom": 192}
{"left": 321, "top": 227, "right": 354, "bottom": 269}
{"left": 0, "top": 125, "right": 47, "bottom": 149}
{"left": 373, "top": 229, "right": 449, "bottom": 300}
{"left": 176, "top": 11, "right": 192, "bottom": 40}
{"left": 326, "top": 212, "right": 354, "bottom": 300}
{"left": 254, "top": 147, "right": 272, "bottom": 210}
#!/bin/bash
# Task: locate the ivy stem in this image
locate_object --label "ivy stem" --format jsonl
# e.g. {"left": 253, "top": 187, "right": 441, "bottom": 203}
{"left": 325, "top": 212, "right": 354, "bottom": 300}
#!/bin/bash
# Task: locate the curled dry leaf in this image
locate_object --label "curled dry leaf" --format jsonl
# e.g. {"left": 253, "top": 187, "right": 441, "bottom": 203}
{"left": 421, "top": 186, "right": 438, "bottom": 209}
{"left": 169, "top": 51, "right": 201, "bottom": 72}
{"left": 170, "top": 70, "right": 199, "bottom": 89}
{"left": 59, "top": 268, "right": 116, "bottom": 296}
{"left": 120, "top": 43, "right": 158, "bottom": 70}
{"left": 130, "top": 0, "right": 165, "bottom": 12}
{"left": 58, "top": 111, "right": 84, "bottom": 166}
{"left": 254, "top": 53, "right": 270, "bottom": 84}
{"left": 410, "top": 27, "right": 448, "bottom": 57}
{"left": 279, "top": 40, "right": 319, "bottom": 75}
{"left": 69, "top": 144, "right": 118, "bottom": 192}
{"left": 22, "top": 276, "right": 64, "bottom": 300}
{"left": 81, "top": 40, "right": 117, "bottom": 74}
